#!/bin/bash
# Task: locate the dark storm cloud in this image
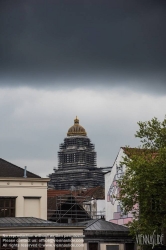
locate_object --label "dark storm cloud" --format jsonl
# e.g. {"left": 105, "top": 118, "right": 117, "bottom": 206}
{"left": 0, "top": 0, "right": 166, "bottom": 92}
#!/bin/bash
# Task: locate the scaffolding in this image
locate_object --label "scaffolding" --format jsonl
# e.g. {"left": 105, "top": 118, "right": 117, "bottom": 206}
{"left": 58, "top": 136, "right": 96, "bottom": 170}
{"left": 47, "top": 193, "right": 105, "bottom": 223}
{"left": 49, "top": 135, "right": 104, "bottom": 190}
{"left": 49, "top": 169, "right": 104, "bottom": 190}
{"left": 48, "top": 193, "right": 91, "bottom": 223}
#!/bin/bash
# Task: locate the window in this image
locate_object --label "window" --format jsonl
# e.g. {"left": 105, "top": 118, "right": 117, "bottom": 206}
{"left": 0, "top": 198, "right": 15, "bottom": 217}
{"left": 28, "top": 237, "right": 45, "bottom": 250}
{"left": 125, "top": 243, "right": 135, "bottom": 250}
{"left": 106, "top": 246, "right": 119, "bottom": 250}
{"left": 89, "top": 243, "right": 98, "bottom": 250}
{"left": 55, "top": 237, "right": 71, "bottom": 250}
{"left": 24, "top": 197, "right": 40, "bottom": 218}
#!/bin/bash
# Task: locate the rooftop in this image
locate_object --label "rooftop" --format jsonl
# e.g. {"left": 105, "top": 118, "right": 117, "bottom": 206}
{"left": 121, "top": 147, "right": 157, "bottom": 159}
{"left": 48, "top": 186, "right": 105, "bottom": 200}
{"left": 0, "top": 217, "right": 85, "bottom": 228}
{"left": 0, "top": 158, "right": 40, "bottom": 178}
{"left": 81, "top": 219, "right": 129, "bottom": 232}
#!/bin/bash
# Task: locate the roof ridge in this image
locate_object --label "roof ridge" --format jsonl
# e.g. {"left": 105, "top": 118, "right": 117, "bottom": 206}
{"left": 85, "top": 218, "right": 100, "bottom": 229}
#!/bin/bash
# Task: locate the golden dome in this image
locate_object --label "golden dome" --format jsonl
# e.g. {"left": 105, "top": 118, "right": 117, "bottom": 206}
{"left": 67, "top": 116, "right": 87, "bottom": 136}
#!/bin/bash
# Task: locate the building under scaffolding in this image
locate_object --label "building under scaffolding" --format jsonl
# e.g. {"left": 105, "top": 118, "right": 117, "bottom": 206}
{"left": 49, "top": 117, "right": 104, "bottom": 190}
{"left": 47, "top": 187, "right": 105, "bottom": 223}
{"left": 48, "top": 194, "right": 91, "bottom": 223}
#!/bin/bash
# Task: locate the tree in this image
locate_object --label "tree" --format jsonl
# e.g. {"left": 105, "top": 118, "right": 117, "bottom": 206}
{"left": 118, "top": 117, "right": 166, "bottom": 240}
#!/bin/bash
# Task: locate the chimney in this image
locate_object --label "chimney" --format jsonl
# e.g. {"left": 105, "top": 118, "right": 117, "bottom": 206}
{"left": 23, "top": 166, "right": 27, "bottom": 178}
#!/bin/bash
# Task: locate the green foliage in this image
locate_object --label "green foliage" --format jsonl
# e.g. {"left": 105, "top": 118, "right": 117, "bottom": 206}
{"left": 118, "top": 116, "right": 166, "bottom": 238}
{"left": 135, "top": 117, "right": 166, "bottom": 149}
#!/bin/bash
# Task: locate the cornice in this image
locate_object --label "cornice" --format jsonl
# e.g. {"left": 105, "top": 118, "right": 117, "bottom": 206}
{"left": 0, "top": 177, "right": 50, "bottom": 182}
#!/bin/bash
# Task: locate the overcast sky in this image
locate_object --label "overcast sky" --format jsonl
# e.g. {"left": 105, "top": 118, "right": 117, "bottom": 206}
{"left": 0, "top": 0, "right": 166, "bottom": 177}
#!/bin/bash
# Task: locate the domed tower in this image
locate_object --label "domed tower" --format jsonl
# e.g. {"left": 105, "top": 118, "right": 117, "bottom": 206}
{"left": 58, "top": 117, "right": 96, "bottom": 170}
{"left": 49, "top": 117, "right": 104, "bottom": 190}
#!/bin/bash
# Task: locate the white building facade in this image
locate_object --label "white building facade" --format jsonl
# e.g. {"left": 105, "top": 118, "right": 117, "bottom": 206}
{"left": 0, "top": 159, "right": 85, "bottom": 250}
{"left": 0, "top": 177, "right": 49, "bottom": 219}
{"left": 105, "top": 147, "right": 133, "bottom": 225}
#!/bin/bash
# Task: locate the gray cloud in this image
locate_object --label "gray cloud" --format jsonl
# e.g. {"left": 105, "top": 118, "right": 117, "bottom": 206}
{"left": 0, "top": 0, "right": 166, "bottom": 94}
{"left": 0, "top": 87, "right": 165, "bottom": 177}
{"left": 0, "top": 1, "right": 166, "bottom": 177}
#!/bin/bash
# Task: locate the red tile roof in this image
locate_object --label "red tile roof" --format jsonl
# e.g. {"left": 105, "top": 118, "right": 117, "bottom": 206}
{"left": 48, "top": 186, "right": 105, "bottom": 199}
{"left": 48, "top": 190, "right": 71, "bottom": 197}
{"left": 80, "top": 186, "right": 105, "bottom": 199}
{"left": 121, "top": 147, "right": 157, "bottom": 158}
